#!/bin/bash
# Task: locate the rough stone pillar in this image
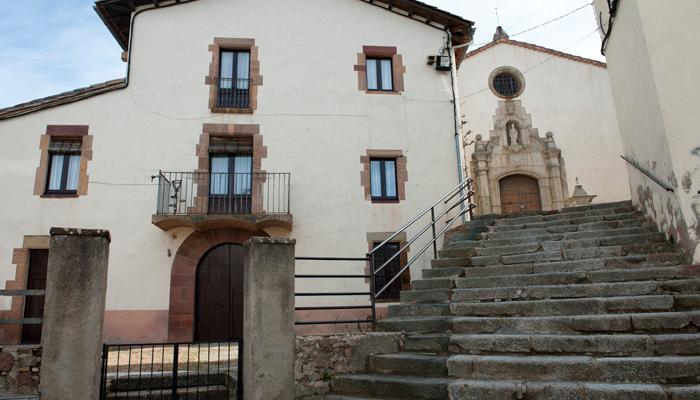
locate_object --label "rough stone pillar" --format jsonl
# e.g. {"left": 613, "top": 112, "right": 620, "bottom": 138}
{"left": 39, "top": 228, "right": 110, "bottom": 400}
{"left": 242, "top": 237, "right": 296, "bottom": 400}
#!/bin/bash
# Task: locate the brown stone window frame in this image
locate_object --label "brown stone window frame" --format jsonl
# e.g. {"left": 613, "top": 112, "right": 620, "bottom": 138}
{"left": 205, "top": 38, "right": 263, "bottom": 114}
{"left": 354, "top": 46, "right": 406, "bottom": 94}
{"left": 195, "top": 124, "right": 267, "bottom": 214}
{"left": 34, "top": 125, "right": 92, "bottom": 198}
{"left": 361, "top": 150, "right": 407, "bottom": 203}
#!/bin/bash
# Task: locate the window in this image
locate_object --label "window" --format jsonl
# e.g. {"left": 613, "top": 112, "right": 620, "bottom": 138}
{"left": 489, "top": 67, "right": 525, "bottom": 99}
{"left": 45, "top": 139, "right": 81, "bottom": 195}
{"left": 218, "top": 50, "right": 251, "bottom": 108}
{"left": 208, "top": 137, "right": 253, "bottom": 214}
{"left": 370, "top": 159, "right": 398, "bottom": 201}
{"left": 366, "top": 58, "right": 393, "bottom": 91}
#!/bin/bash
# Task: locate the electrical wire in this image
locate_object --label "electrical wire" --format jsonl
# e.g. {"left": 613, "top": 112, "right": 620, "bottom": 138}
{"left": 470, "top": 2, "right": 594, "bottom": 48}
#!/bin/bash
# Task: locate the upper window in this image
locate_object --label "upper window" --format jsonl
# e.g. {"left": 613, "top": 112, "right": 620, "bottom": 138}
{"left": 366, "top": 58, "right": 393, "bottom": 91}
{"left": 45, "top": 139, "right": 81, "bottom": 195}
{"left": 489, "top": 66, "right": 525, "bottom": 99}
{"left": 218, "top": 50, "right": 251, "bottom": 109}
{"left": 370, "top": 158, "right": 398, "bottom": 201}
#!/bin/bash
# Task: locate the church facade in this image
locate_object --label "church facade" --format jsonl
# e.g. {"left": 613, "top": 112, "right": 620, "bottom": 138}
{"left": 460, "top": 29, "right": 629, "bottom": 215}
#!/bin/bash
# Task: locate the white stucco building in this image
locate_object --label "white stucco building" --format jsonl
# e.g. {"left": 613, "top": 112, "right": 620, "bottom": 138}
{"left": 459, "top": 28, "right": 630, "bottom": 215}
{"left": 0, "top": 0, "right": 474, "bottom": 343}
{"left": 593, "top": 0, "right": 700, "bottom": 263}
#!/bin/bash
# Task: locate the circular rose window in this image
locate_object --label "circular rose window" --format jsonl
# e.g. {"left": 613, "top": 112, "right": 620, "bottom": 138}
{"left": 489, "top": 67, "right": 525, "bottom": 99}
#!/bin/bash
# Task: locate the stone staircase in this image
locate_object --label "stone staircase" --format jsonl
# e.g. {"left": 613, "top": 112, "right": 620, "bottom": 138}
{"left": 327, "top": 201, "right": 700, "bottom": 399}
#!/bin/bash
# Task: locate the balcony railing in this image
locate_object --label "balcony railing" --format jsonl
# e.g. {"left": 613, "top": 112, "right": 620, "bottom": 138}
{"left": 217, "top": 78, "right": 251, "bottom": 109}
{"left": 155, "top": 171, "right": 290, "bottom": 216}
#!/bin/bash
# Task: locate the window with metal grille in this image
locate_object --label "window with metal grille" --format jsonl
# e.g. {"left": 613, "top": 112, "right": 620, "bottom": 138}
{"left": 492, "top": 71, "right": 521, "bottom": 98}
{"left": 366, "top": 58, "right": 394, "bottom": 91}
{"left": 370, "top": 158, "right": 398, "bottom": 201}
{"left": 45, "top": 139, "right": 81, "bottom": 194}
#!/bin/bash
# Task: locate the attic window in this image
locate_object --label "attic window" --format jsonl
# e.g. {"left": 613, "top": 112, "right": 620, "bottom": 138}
{"left": 489, "top": 67, "right": 525, "bottom": 99}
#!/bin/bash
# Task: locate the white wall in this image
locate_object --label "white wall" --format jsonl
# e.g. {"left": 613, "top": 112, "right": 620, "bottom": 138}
{"left": 459, "top": 41, "right": 630, "bottom": 205}
{"left": 594, "top": 0, "right": 700, "bottom": 263}
{"left": 0, "top": 0, "right": 461, "bottom": 316}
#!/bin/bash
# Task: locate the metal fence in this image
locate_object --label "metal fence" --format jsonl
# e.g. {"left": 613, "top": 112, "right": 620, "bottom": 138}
{"left": 99, "top": 341, "right": 241, "bottom": 400}
{"left": 155, "top": 171, "right": 291, "bottom": 216}
{"left": 294, "top": 257, "right": 374, "bottom": 326}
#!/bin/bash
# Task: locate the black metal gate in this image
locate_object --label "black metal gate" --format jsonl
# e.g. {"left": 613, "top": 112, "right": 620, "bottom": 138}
{"left": 99, "top": 341, "right": 241, "bottom": 400}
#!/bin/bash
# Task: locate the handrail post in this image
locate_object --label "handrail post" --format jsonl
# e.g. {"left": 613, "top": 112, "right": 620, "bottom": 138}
{"left": 172, "top": 343, "right": 179, "bottom": 399}
{"left": 430, "top": 207, "right": 438, "bottom": 259}
{"left": 368, "top": 254, "right": 377, "bottom": 324}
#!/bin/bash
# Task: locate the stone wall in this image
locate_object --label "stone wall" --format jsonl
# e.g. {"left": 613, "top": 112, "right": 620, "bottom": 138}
{"left": 0, "top": 346, "right": 41, "bottom": 398}
{"left": 295, "top": 333, "right": 405, "bottom": 399}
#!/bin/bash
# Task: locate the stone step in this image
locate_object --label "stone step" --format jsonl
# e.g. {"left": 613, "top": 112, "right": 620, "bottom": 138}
{"left": 448, "top": 380, "right": 697, "bottom": 400}
{"left": 412, "top": 278, "right": 455, "bottom": 290}
{"left": 389, "top": 303, "right": 451, "bottom": 318}
{"left": 472, "top": 245, "right": 635, "bottom": 268}
{"left": 444, "top": 240, "right": 481, "bottom": 249}
{"left": 447, "top": 354, "right": 700, "bottom": 383}
{"left": 491, "top": 202, "right": 633, "bottom": 226}
{"left": 486, "top": 212, "right": 642, "bottom": 233}
{"left": 377, "top": 316, "right": 451, "bottom": 333}
{"left": 369, "top": 353, "right": 447, "bottom": 377}
{"left": 449, "top": 295, "right": 690, "bottom": 317}
{"left": 448, "top": 333, "right": 700, "bottom": 356}
{"left": 483, "top": 219, "right": 645, "bottom": 240}
{"left": 430, "top": 257, "right": 468, "bottom": 269}
{"left": 401, "top": 289, "right": 452, "bottom": 304}
{"left": 422, "top": 267, "right": 464, "bottom": 279}
{"left": 452, "top": 311, "right": 700, "bottom": 335}
{"left": 325, "top": 395, "right": 388, "bottom": 400}
{"left": 461, "top": 255, "right": 687, "bottom": 278}
{"left": 331, "top": 374, "right": 451, "bottom": 399}
{"left": 451, "top": 279, "right": 700, "bottom": 302}
{"left": 455, "top": 266, "right": 700, "bottom": 290}
{"left": 481, "top": 226, "right": 654, "bottom": 247}
{"left": 560, "top": 200, "right": 634, "bottom": 213}
{"left": 437, "top": 248, "right": 476, "bottom": 259}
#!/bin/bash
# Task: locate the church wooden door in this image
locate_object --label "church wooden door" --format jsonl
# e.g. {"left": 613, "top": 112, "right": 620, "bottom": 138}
{"left": 499, "top": 175, "right": 542, "bottom": 214}
{"left": 195, "top": 244, "right": 244, "bottom": 342}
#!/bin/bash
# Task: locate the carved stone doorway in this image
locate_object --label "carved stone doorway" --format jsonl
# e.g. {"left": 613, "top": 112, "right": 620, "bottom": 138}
{"left": 499, "top": 174, "right": 542, "bottom": 214}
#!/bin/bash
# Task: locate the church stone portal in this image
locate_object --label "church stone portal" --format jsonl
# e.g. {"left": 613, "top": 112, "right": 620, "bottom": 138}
{"left": 471, "top": 99, "right": 569, "bottom": 215}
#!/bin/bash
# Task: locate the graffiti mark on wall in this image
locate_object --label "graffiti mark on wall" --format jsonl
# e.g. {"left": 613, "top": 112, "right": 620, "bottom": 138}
{"left": 692, "top": 147, "right": 700, "bottom": 157}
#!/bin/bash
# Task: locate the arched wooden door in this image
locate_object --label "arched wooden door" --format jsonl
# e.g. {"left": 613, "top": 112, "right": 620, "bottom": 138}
{"left": 195, "top": 243, "right": 244, "bottom": 342}
{"left": 499, "top": 174, "right": 542, "bottom": 214}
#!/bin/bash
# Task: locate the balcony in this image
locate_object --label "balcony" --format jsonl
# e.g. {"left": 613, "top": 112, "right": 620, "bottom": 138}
{"left": 217, "top": 78, "right": 250, "bottom": 109}
{"left": 152, "top": 171, "right": 292, "bottom": 233}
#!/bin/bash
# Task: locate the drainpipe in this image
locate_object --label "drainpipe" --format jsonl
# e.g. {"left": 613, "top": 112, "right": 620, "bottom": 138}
{"left": 446, "top": 31, "right": 468, "bottom": 222}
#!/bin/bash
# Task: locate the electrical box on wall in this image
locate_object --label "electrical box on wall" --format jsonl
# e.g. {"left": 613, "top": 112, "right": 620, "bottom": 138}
{"left": 435, "top": 55, "right": 452, "bottom": 71}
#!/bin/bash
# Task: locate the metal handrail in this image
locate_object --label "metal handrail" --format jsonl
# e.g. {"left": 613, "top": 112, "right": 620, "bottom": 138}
{"left": 372, "top": 189, "right": 474, "bottom": 277}
{"left": 368, "top": 178, "right": 473, "bottom": 256}
{"left": 374, "top": 203, "right": 476, "bottom": 297}
{"left": 621, "top": 155, "right": 675, "bottom": 192}
{"left": 370, "top": 178, "right": 477, "bottom": 298}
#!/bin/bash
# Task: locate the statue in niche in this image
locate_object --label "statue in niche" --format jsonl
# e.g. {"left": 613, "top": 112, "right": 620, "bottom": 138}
{"left": 506, "top": 122, "right": 521, "bottom": 146}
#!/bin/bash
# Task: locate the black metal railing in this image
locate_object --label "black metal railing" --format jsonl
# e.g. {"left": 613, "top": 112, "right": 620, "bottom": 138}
{"left": 0, "top": 289, "right": 45, "bottom": 344}
{"left": 155, "top": 171, "right": 291, "bottom": 215}
{"left": 621, "top": 155, "right": 675, "bottom": 193}
{"left": 99, "top": 341, "right": 241, "bottom": 400}
{"left": 294, "top": 257, "right": 374, "bottom": 326}
{"left": 294, "top": 178, "right": 476, "bottom": 326}
{"left": 217, "top": 78, "right": 251, "bottom": 109}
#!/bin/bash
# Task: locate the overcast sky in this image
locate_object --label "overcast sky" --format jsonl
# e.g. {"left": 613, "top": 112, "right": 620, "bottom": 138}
{"left": 0, "top": 0, "right": 603, "bottom": 109}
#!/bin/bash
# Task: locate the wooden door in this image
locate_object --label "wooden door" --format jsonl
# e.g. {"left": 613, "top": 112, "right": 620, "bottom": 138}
{"left": 21, "top": 250, "right": 48, "bottom": 344}
{"left": 195, "top": 244, "right": 244, "bottom": 342}
{"left": 499, "top": 175, "right": 542, "bottom": 214}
